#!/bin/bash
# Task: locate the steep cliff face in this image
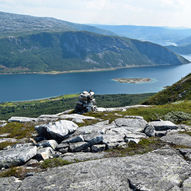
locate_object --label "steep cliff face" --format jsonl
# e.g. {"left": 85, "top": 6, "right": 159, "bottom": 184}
{"left": 0, "top": 31, "right": 188, "bottom": 73}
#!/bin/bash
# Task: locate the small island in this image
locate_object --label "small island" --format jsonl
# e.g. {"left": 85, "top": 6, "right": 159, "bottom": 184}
{"left": 113, "top": 78, "right": 151, "bottom": 84}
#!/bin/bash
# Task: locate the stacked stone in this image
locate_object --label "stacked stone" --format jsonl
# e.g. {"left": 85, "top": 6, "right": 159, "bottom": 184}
{"left": 75, "top": 90, "right": 97, "bottom": 113}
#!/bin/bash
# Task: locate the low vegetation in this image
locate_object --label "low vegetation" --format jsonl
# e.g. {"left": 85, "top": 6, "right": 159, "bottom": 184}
{"left": 144, "top": 73, "right": 191, "bottom": 105}
{"left": 105, "top": 138, "right": 165, "bottom": 157}
{"left": 40, "top": 158, "right": 72, "bottom": 169}
{"left": 0, "top": 93, "right": 154, "bottom": 120}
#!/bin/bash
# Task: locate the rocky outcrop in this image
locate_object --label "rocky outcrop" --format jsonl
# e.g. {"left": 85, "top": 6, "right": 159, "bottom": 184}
{"left": 35, "top": 120, "right": 78, "bottom": 142}
{"left": 144, "top": 120, "right": 179, "bottom": 137}
{"left": 0, "top": 144, "right": 37, "bottom": 168}
{"left": 2, "top": 147, "right": 191, "bottom": 191}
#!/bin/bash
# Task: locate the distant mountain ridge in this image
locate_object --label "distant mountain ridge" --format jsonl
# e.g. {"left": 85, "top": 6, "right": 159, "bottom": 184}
{"left": 0, "top": 11, "right": 189, "bottom": 73}
{"left": 0, "top": 11, "right": 114, "bottom": 37}
{"left": 93, "top": 25, "right": 191, "bottom": 45}
{"left": 167, "top": 36, "right": 191, "bottom": 55}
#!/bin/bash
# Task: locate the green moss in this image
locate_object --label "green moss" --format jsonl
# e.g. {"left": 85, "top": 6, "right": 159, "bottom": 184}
{"left": 0, "top": 122, "right": 35, "bottom": 139}
{"left": 0, "top": 141, "right": 17, "bottom": 150}
{"left": 40, "top": 158, "right": 72, "bottom": 169}
{"left": 105, "top": 138, "right": 165, "bottom": 157}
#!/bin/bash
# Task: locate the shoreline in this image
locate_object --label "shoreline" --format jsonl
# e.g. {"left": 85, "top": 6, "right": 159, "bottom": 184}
{"left": 0, "top": 64, "right": 172, "bottom": 75}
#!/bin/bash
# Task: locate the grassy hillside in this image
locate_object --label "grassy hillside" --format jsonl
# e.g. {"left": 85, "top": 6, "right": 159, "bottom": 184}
{"left": 144, "top": 73, "right": 191, "bottom": 105}
{"left": 0, "top": 31, "right": 188, "bottom": 73}
{"left": 0, "top": 93, "right": 154, "bottom": 120}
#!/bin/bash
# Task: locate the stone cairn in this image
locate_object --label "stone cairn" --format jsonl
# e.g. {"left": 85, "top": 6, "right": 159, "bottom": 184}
{"left": 75, "top": 90, "right": 97, "bottom": 113}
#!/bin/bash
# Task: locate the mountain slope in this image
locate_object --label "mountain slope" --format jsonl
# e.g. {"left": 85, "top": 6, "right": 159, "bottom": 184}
{"left": 0, "top": 11, "right": 114, "bottom": 37}
{"left": 93, "top": 25, "right": 191, "bottom": 45}
{"left": 0, "top": 31, "right": 188, "bottom": 73}
{"left": 144, "top": 73, "right": 191, "bottom": 105}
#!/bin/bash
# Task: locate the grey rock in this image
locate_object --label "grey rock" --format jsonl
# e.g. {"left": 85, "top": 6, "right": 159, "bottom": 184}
{"left": 75, "top": 120, "right": 111, "bottom": 135}
{"left": 69, "top": 142, "right": 90, "bottom": 152}
{"left": 83, "top": 134, "right": 103, "bottom": 145}
{"left": 182, "top": 177, "right": 191, "bottom": 191}
{"left": 91, "top": 144, "right": 106, "bottom": 152}
{"left": 149, "top": 120, "right": 178, "bottom": 131}
{"left": 37, "top": 114, "right": 59, "bottom": 121}
{"left": 0, "top": 120, "right": 7, "bottom": 127}
{"left": 114, "top": 118, "right": 147, "bottom": 133}
{"left": 72, "top": 118, "right": 84, "bottom": 123}
{"left": 102, "top": 134, "right": 124, "bottom": 144}
{"left": 25, "top": 159, "right": 39, "bottom": 167}
{"left": 97, "top": 105, "right": 150, "bottom": 112}
{"left": 36, "top": 147, "right": 54, "bottom": 160}
{"left": 125, "top": 115, "right": 144, "bottom": 120}
{"left": 37, "top": 140, "right": 58, "bottom": 150}
{"left": 179, "top": 148, "right": 191, "bottom": 160}
{"left": 62, "top": 152, "right": 105, "bottom": 163}
{"left": 59, "top": 114, "right": 95, "bottom": 120}
{"left": 107, "top": 142, "right": 127, "bottom": 149}
{"left": 11, "top": 147, "right": 191, "bottom": 191}
{"left": 161, "top": 133, "right": 191, "bottom": 147}
{"left": 0, "top": 144, "right": 37, "bottom": 168}
{"left": 0, "top": 138, "right": 17, "bottom": 143}
{"left": 35, "top": 120, "right": 78, "bottom": 141}
{"left": 8, "top": 116, "right": 37, "bottom": 123}
{"left": 144, "top": 124, "right": 155, "bottom": 137}
{"left": 0, "top": 177, "right": 21, "bottom": 191}
{"left": 155, "top": 130, "right": 167, "bottom": 137}
{"left": 56, "top": 142, "right": 69, "bottom": 154}
{"left": 62, "top": 135, "right": 84, "bottom": 143}
{"left": 0, "top": 133, "right": 10, "bottom": 137}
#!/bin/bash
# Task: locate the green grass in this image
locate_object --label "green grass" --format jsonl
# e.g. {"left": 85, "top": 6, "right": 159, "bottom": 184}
{"left": 0, "top": 141, "right": 17, "bottom": 150}
{"left": 144, "top": 73, "right": 191, "bottom": 105}
{"left": 40, "top": 158, "right": 72, "bottom": 169}
{"left": 0, "top": 93, "right": 154, "bottom": 120}
{"left": 105, "top": 138, "right": 165, "bottom": 157}
{"left": 87, "top": 100, "right": 191, "bottom": 123}
{"left": 0, "top": 122, "right": 35, "bottom": 139}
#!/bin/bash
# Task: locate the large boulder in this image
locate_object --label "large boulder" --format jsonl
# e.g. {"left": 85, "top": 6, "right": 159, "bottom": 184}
{"left": 7, "top": 147, "right": 191, "bottom": 191}
{"left": 0, "top": 144, "right": 37, "bottom": 168}
{"left": 161, "top": 132, "right": 191, "bottom": 147}
{"left": 35, "top": 120, "right": 78, "bottom": 142}
{"left": 114, "top": 118, "right": 147, "bottom": 133}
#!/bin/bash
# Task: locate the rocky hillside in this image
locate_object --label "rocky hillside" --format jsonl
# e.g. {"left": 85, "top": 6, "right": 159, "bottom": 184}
{"left": 1, "top": 102, "right": 191, "bottom": 190}
{"left": 0, "top": 11, "right": 113, "bottom": 38}
{"left": 0, "top": 31, "right": 188, "bottom": 73}
{"left": 144, "top": 73, "right": 191, "bottom": 105}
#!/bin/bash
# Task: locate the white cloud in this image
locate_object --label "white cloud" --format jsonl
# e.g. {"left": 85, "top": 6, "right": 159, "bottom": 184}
{"left": 0, "top": 0, "right": 191, "bottom": 27}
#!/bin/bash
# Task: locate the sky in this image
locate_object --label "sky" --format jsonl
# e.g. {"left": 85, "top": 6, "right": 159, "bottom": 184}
{"left": 0, "top": 0, "right": 191, "bottom": 27}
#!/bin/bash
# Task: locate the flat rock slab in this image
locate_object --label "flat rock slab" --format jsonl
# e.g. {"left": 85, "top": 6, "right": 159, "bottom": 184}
{"left": 8, "top": 116, "right": 38, "bottom": 123}
{"left": 62, "top": 152, "right": 105, "bottom": 162}
{"left": 7, "top": 148, "right": 191, "bottom": 191}
{"left": 149, "top": 121, "right": 178, "bottom": 131}
{"left": 35, "top": 120, "right": 78, "bottom": 142}
{"left": 161, "top": 133, "right": 191, "bottom": 147}
{"left": 59, "top": 114, "right": 96, "bottom": 120}
{"left": 114, "top": 118, "right": 147, "bottom": 133}
{"left": 0, "top": 144, "right": 37, "bottom": 168}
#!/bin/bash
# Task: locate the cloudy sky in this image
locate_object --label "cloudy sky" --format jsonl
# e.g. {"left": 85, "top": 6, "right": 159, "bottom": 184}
{"left": 0, "top": 0, "right": 191, "bottom": 27}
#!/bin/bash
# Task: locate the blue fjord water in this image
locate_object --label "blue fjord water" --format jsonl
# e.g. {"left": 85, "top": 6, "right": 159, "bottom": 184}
{"left": 0, "top": 63, "right": 191, "bottom": 102}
